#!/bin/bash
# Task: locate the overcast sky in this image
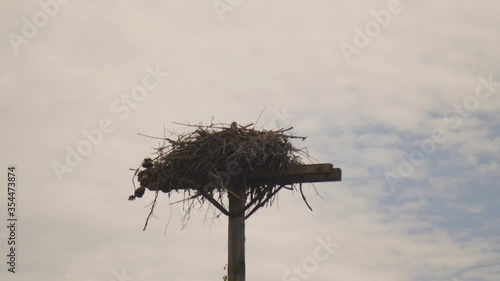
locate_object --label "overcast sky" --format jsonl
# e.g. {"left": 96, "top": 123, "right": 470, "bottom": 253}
{"left": 1, "top": 1, "right": 499, "bottom": 281}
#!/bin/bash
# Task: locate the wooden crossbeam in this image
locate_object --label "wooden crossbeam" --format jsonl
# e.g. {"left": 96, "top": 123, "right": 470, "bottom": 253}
{"left": 246, "top": 163, "right": 342, "bottom": 186}
{"left": 148, "top": 164, "right": 341, "bottom": 194}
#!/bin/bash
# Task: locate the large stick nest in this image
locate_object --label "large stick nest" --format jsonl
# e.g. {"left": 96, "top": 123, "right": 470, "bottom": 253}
{"left": 129, "top": 122, "right": 310, "bottom": 229}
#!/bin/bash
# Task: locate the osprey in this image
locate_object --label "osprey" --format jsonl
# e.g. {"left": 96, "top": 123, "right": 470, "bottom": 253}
{"left": 230, "top": 121, "right": 238, "bottom": 131}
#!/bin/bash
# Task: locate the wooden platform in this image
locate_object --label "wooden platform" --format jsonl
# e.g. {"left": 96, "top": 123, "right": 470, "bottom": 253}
{"left": 245, "top": 163, "right": 342, "bottom": 185}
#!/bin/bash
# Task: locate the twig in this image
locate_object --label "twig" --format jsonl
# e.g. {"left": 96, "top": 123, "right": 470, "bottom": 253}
{"left": 300, "top": 184, "right": 313, "bottom": 211}
{"left": 245, "top": 185, "right": 285, "bottom": 219}
{"left": 254, "top": 108, "right": 266, "bottom": 129}
{"left": 163, "top": 200, "right": 173, "bottom": 236}
{"left": 143, "top": 191, "right": 160, "bottom": 231}
{"left": 137, "top": 133, "right": 164, "bottom": 140}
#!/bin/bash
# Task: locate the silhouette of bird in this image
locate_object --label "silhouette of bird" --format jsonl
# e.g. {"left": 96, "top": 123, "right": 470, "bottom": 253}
{"left": 230, "top": 121, "right": 238, "bottom": 131}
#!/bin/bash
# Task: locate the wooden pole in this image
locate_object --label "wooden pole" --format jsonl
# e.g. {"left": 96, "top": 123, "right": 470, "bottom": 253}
{"left": 228, "top": 185, "right": 247, "bottom": 281}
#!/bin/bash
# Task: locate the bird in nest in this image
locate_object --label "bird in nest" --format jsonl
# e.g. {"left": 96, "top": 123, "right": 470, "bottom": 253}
{"left": 230, "top": 121, "right": 238, "bottom": 131}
